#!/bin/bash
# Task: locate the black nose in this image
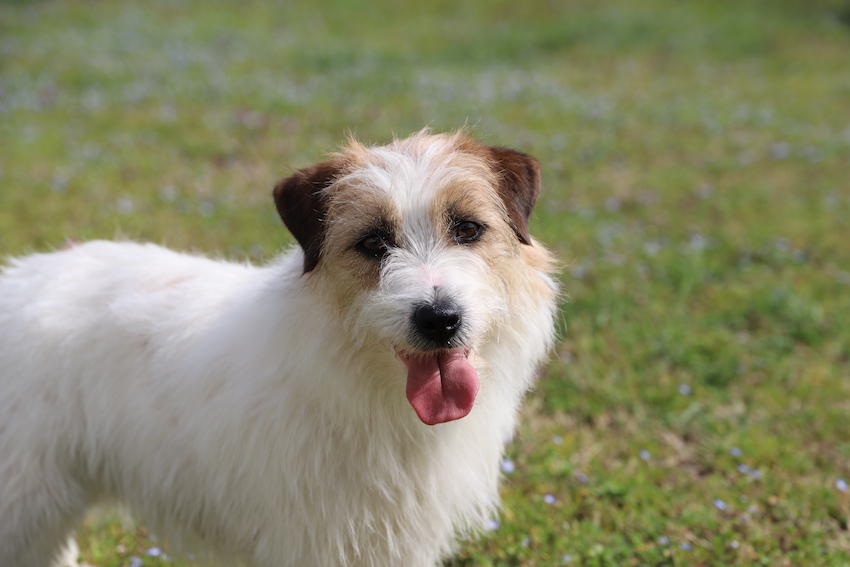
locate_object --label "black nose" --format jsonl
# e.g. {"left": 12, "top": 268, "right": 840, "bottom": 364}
{"left": 413, "top": 301, "right": 462, "bottom": 346}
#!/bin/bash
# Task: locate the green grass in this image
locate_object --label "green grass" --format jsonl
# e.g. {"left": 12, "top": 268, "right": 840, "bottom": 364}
{"left": 3, "top": 0, "right": 850, "bottom": 564}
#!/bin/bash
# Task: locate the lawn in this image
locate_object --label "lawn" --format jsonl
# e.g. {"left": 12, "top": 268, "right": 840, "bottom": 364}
{"left": 2, "top": 0, "right": 850, "bottom": 565}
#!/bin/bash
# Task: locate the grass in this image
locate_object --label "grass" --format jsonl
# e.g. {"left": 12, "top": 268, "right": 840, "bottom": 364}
{"left": 2, "top": 0, "right": 850, "bottom": 564}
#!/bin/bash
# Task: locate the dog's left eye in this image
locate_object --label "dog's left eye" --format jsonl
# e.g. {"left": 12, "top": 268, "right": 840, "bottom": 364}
{"left": 453, "top": 222, "right": 482, "bottom": 244}
{"left": 357, "top": 235, "right": 389, "bottom": 258}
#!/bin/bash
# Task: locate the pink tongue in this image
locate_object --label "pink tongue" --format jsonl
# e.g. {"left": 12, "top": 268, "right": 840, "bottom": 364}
{"left": 404, "top": 351, "right": 479, "bottom": 425}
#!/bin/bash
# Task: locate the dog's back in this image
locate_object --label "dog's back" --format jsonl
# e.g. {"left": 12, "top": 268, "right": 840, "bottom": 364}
{"left": 0, "top": 241, "right": 263, "bottom": 565}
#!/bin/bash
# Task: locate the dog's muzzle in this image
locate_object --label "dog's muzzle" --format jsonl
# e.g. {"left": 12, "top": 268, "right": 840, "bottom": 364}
{"left": 399, "top": 294, "right": 479, "bottom": 425}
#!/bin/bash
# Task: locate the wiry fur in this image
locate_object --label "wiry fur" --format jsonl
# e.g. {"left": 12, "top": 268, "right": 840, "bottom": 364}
{"left": 0, "top": 130, "right": 558, "bottom": 567}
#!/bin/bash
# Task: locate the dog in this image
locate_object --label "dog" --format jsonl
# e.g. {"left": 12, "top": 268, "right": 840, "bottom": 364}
{"left": 0, "top": 130, "right": 558, "bottom": 567}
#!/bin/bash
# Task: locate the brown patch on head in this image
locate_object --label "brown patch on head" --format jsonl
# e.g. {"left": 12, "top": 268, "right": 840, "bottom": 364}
{"left": 485, "top": 146, "right": 541, "bottom": 245}
{"left": 273, "top": 160, "right": 346, "bottom": 273}
{"left": 433, "top": 177, "right": 512, "bottom": 256}
{"left": 453, "top": 135, "right": 542, "bottom": 245}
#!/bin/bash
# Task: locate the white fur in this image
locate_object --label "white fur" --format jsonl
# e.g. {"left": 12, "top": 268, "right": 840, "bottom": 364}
{"left": 0, "top": 134, "right": 557, "bottom": 567}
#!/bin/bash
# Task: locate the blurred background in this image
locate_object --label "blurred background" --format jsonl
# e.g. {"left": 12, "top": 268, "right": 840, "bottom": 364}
{"left": 2, "top": 0, "right": 850, "bottom": 565}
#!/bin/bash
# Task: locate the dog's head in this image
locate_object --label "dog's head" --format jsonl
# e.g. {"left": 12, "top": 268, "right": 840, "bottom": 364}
{"left": 273, "top": 131, "right": 553, "bottom": 425}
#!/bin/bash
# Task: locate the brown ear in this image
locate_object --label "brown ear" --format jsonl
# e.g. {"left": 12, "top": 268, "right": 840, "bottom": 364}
{"left": 273, "top": 160, "right": 342, "bottom": 273}
{"left": 486, "top": 146, "right": 541, "bottom": 245}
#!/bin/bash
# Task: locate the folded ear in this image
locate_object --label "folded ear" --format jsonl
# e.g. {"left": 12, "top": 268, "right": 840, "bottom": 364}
{"left": 272, "top": 160, "right": 342, "bottom": 273}
{"left": 486, "top": 146, "right": 541, "bottom": 245}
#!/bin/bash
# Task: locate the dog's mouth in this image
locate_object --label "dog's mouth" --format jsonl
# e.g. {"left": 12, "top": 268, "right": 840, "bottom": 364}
{"left": 397, "top": 348, "right": 479, "bottom": 426}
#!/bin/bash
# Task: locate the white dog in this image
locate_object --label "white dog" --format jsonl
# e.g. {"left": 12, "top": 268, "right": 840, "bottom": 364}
{"left": 0, "top": 130, "right": 558, "bottom": 567}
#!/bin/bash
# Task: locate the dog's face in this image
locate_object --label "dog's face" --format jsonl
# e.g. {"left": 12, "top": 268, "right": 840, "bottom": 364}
{"left": 274, "top": 131, "right": 549, "bottom": 425}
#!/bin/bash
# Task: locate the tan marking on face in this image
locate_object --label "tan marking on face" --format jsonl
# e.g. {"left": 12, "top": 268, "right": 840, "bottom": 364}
{"left": 430, "top": 136, "right": 557, "bottom": 313}
{"left": 449, "top": 132, "right": 543, "bottom": 245}
{"left": 426, "top": 144, "right": 524, "bottom": 276}
{"left": 316, "top": 181, "right": 399, "bottom": 313}
{"left": 431, "top": 180, "right": 515, "bottom": 264}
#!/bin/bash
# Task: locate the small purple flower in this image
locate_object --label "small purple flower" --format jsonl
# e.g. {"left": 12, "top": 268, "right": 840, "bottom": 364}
{"left": 146, "top": 547, "right": 162, "bottom": 557}
{"left": 485, "top": 518, "right": 500, "bottom": 531}
{"left": 500, "top": 458, "right": 515, "bottom": 474}
{"left": 639, "top": 449, "right": 651, "bottom": 461}
{"left": 117, "top": 197, "right": 135, "bottom": 215}
{"left": 658, "top": 536, "right": 670, "bottom": 546}
{"left": 770, "top": 142, "right": 790, "bottom": 160}
{"left": 679, "top": 542, "right": 693, "bottom": 551}
{"left": 543, "top": 493, "right": 557, "bottom": 505}
{"left": 644, "top": 240, "right": 662, "bottom": 256}
{"left": 729, "top": 446, "right": 742, "bottom": 458}
{"left": 695, "top": 183, "right": 714, "bottom": 199}
{"left": 128, "top": 557, "right": 144, "bottom": 567}
{"left": 689, "top": 233, "right": 708, "bottom": 252}
{"left": 714, "top": 498, "right": 728, "bottom": 511}
{"left": 198, "top": 200, "right": 215, "bottom": 218}
{"left": 605, "top": 196, "right": 621, "bottom": 212}
{"left": 570, "top": 264, "right": 588, "bottom": 279}
{"left": 160, "top": 185, "right": 177, "bottom": 202}
{"left": 678, "top": 383, "right": 692, "bottom": 396}
{"left": 836, "top": 478, "right": 848, "bottom": 492}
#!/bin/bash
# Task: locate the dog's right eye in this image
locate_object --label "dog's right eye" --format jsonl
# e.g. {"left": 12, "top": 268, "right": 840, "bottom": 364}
{"left": 357, "top": 235, "right": 389, "bottom": 258}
